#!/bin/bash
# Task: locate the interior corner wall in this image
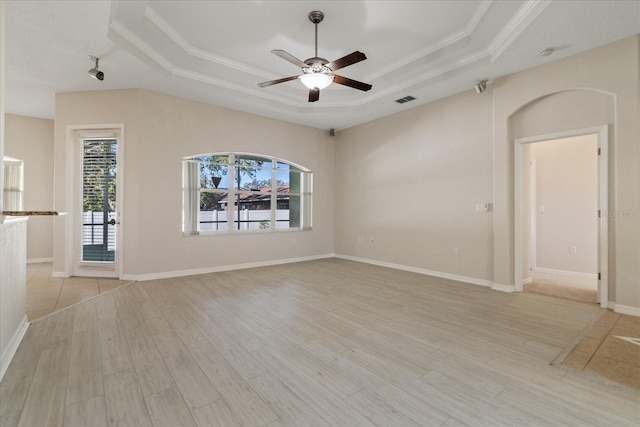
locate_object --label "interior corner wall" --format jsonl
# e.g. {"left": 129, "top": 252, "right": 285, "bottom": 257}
{"left": 335, "top": 35, "right": 639, "bottom": 312}
{"left": 53, "top": 89, "right": 335, "bottom": 278}
{"left": 4, "top": 114, "right": 55, "bottom": 261}
{"left": 334, "top": 89, "right": 494, "bottom": 282}
{"left": 494, "top": 35, "right": 639, "bottom": 310}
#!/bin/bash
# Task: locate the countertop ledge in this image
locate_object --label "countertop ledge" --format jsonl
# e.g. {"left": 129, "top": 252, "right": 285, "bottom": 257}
{"left": 2, "top": 211, "right": 62, "bottom": 216}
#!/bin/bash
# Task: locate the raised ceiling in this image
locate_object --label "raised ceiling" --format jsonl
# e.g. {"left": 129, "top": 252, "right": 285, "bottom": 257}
{"left": 5, "top": 1, "right": 640, "bottom": 131}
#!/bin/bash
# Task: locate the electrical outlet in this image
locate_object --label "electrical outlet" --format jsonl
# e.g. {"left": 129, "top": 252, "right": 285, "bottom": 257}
{"left": 357, "top": 237, "right": 364, "bottom": 244}
{"left": 370, "top": 238, "right": 375, "bottom": 245}
{"left": 570, "top": 246, "right": 577, "bottom": 254}
{"left": 453, "top": 248, "right": 459, "bottom": 256}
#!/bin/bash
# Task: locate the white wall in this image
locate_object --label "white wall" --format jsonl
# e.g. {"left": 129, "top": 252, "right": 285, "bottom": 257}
{"left": 0, "top": 217, "right": 28, "bottom": 379}
{"left": 53, "top": 89, "right": 335, "bottom": 279}
{"left": 4, "top": 114, "right": 55, "bottom": 261}
{"left": 531, "top": 135, "right": 598, "bottom": 275}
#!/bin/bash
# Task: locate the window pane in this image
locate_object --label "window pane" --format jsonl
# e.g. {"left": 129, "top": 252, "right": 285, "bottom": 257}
{"left": 276, "top": 169, "right": 292, "bottom": 190}
{"left": 235, "top": 162, "right": 272, "bottom": 190}
{"left": 200, "top": 191, "right": 226, "bottom": 211}
{"left": 200, "top": 156, "right": 229, "bottom": 190}
{"left": 199, "top": 208, "right": 228, "bottom": 231}
{"left": 276, "top": 193, "right": 311, "bottom": 230}
{"left": 184, "top": 152, "right": 311, "bottom": 235}
{"left": 234, "top": 192, "right": 271, "bottom": 230}
{"left": 275, "top": 194, "right": 291, "bottom": 229}
{"left": 235, "top": 155, "right": 266, "bottom": 167}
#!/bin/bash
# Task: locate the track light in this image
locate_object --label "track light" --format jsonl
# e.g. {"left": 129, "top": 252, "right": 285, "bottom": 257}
{"left": 88, "top": 55, "right": 104, "bottom": 81}
{"left": 474, "top": 80, "right": 487, "bottom": 94}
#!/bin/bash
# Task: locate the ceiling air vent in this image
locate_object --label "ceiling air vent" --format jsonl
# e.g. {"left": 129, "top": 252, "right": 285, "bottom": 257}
{"left": 395, "top": 95, "right": 416, "bottom": 104}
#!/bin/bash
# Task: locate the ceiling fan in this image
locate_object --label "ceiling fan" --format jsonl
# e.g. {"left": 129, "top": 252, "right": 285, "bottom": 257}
{"left": 258, "top": 11, "right": 372, "bottom": 102}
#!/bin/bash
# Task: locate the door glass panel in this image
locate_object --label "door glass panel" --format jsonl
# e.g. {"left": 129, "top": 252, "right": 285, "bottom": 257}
{"left": 82, "top": 139, "right": 117, "bottom": 262}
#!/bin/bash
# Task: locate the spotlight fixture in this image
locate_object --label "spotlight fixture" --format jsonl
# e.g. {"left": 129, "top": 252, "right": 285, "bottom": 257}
{"left": 474, "top": 80, "right": 487, "bottom": 94}
{"left": 88, "top": 55, "right": 104, "bottom": 81}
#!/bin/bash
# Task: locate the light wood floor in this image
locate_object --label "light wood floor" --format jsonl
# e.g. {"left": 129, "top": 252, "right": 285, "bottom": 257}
{"left": 2, "top": 258, "right": 639, "bottom": 426}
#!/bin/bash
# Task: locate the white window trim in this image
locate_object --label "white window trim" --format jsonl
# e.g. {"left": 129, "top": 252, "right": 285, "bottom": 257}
{"left": 183, "top": 152, "right": 312, "bottom": 236}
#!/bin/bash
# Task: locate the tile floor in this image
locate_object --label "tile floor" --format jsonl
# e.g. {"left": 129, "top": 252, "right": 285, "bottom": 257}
{"left": 524, "top": 270, "right": 598, "bottom": 304}
{"left": 25, "top": 262, "right": 132, "bottom": 320}
{"left": 562, "top": 310, "right": 640, "bottom": 389}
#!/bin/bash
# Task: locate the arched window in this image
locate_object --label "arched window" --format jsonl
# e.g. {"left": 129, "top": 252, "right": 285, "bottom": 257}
{"left": 183, "top": 153, "right": 312, "bottom": 235}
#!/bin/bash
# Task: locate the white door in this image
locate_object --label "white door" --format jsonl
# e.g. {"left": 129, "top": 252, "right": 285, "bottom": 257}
{"left": 72, "top": 131, "right": 122, "bottom": 278}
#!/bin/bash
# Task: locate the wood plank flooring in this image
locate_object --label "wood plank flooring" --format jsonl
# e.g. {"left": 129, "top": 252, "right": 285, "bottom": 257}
{"left": 1, "top": 258, "right": 639, "bottom": 426}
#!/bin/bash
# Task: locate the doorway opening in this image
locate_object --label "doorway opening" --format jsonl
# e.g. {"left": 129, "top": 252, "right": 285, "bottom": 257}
{"left": 515, "top": 126, "right": 608, "bottom": 307}
{"left": 66, "top": 125, "right": 124, "bottom": 279}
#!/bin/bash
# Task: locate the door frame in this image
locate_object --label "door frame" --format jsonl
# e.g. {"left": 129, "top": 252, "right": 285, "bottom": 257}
{"left": 65, "top": 124, "right": 125, "bottom": 278}
{"left": 514, "top": 125, "right": 608, "bottom": 308}
{"left": 528, "top": 158, "right": 537, "bottom": 275}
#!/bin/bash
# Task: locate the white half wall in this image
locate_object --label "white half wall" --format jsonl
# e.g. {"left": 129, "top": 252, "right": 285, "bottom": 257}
{"left": 0, "top": 217, "right": 28, "bottom": 380}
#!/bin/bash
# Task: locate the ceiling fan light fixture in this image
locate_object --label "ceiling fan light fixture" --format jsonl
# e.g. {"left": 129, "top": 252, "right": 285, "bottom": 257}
{"left": 258, "top": 10, "right": 371, "bottom": 101}
{"left": 300, "top": 73, "right": 334, "bottom": 90}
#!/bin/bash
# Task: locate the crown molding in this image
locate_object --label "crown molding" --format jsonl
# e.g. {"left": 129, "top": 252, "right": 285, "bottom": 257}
{"left": 109, "top": 0, "right": 552, "bottom": 111}
{"left": 489, "top": 0, "right": 552, "bottom": 62}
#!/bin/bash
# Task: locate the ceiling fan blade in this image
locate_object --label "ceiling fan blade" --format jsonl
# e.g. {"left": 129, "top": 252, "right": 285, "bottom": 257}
{"left": 308, "top": 89, "right": 320, "bottom": 102}
{"left": 326, "top": 51, "right": 367, "bottom": 71}
{"left": 272, "top": 50, "right": 308, "bottom": 68}
{"left": 332, "top": 74, "right": 372, "bottom": 91}
{"left": 258, "top": 75, "right": 300, "bottom": 88}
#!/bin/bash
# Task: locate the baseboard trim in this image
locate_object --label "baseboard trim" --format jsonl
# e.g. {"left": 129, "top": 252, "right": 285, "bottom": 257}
{"left": 52, "top": 271, "right": 68, "bottom": 278}
{"left": 334, "top": 254, "right": 493, "bottom": 288}
{"left": 610, "top": 303, "right": 640, "bottom": 317}
{"left": 0, "top": 316, "right": 29, "bottom": 382}
{"left": 522, "top": 276, "right": 532, "bottom": 285}
{"left": 27, "top": 257, "right": 53, "bottom": 264}
{"left": 120, "top": 253, "right": 335, "bottom": 281}
{"left": 533, "top": 267, "right": 597, "bottom": 279}
{"left": 491, "top": 283, "right": 517, "bottom": 292}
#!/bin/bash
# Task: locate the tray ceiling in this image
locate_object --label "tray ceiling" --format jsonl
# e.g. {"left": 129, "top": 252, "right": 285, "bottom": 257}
{"left": 5, "top": 1, "right": 640, "bottom": 130}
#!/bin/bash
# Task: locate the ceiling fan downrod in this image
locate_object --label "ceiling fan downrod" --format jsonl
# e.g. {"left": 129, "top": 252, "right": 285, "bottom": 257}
{"left": 308, "top": 11, "right": 324, "bottom": 58}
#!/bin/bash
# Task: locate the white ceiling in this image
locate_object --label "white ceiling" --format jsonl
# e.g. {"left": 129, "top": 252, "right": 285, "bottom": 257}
{"left": 5, "top": 1, "right": 640, "bottom": 131}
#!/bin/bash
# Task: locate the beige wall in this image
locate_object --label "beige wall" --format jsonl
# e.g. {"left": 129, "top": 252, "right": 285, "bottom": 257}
{"left": 337, "top": 35, "right": 639, "bottom": 312}
{"left": 53, "top": 89, "right": 335, "bottom": 278}
{"left": 496, "top": 36, "right": 639, "bottom": 310}
{"left": 531, "top": 135, "right": 598, "bottom": 274}
{"left": 334, "top": 88, "right": 494, "bottom": 282}
{"left": 4, "top": 114, "right": 55, "bottom": 261}
{"left": 50, "top": 36, "right": 639, "bottom": 312}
